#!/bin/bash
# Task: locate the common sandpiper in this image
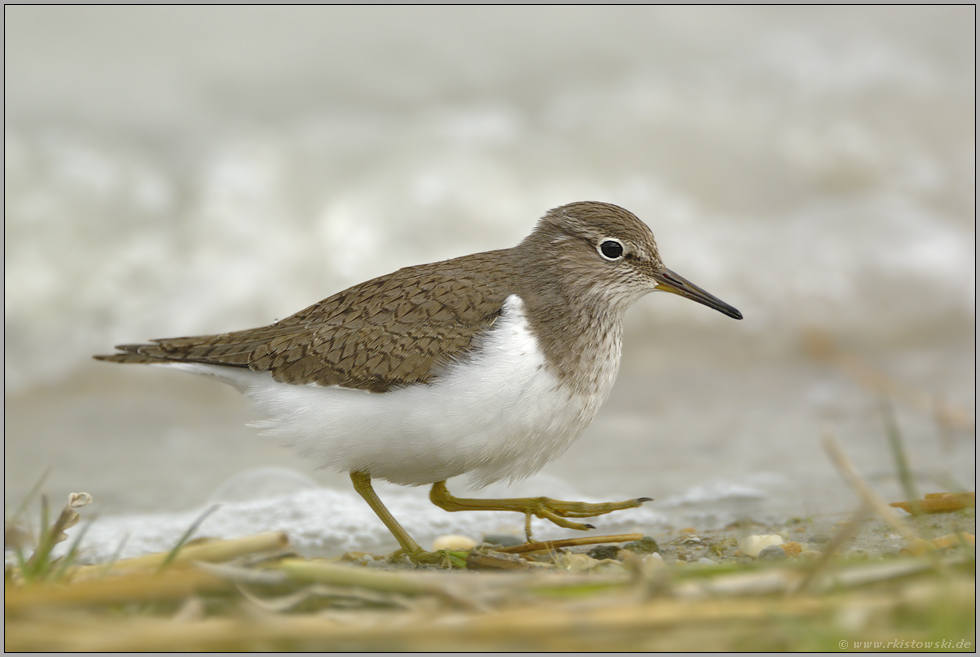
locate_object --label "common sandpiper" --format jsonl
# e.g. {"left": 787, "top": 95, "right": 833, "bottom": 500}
{"left": 96, "top": 201, "right": 742, "bottom": 563}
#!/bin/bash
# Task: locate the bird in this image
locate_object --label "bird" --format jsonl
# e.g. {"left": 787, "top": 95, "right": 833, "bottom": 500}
{"left": 95, "top": 201, "right": 742, "bottom": 563}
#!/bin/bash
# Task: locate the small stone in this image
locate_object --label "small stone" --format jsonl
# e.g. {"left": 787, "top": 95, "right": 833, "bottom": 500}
{"left": 481, "top": 534, "right": 524, "bottom": 548}
{"left": 931, "top": 532, "right": 975, "bottom": 550}
{"left": 758, "top": 545, "right": 787, "bottom": 560}
{"left": 340, "top": 551, "right": 372, "bottom": 563}
{"left": 725, "top": 519, "right": 756, "bottom": 530}
{"left": 588, "top": 544, "right": 623, "bottom": 560}
{"left": 623, "top": 536, "right": 660, "bottom": 554}
{"left": 902, "top": 538, "right": 934, "bottom": 556}
{"left": 697, "top": 557, "right": 717, "bottom": 566}
{"left": 431, "top": 535, "right": 477, "bottom": 551}
{"left": 739, "top": 534, "right": 785, "bottom": 558}
{"left": 635, "top": 552, "right": 667, "bottom": 582}
{"left": 556, "top": 553, "right": 599, "bottom": 573}
{"left": 781, "top": 541, "right": 803, "bottom": 557}
{"left": 593, "top": 560, "right": 627, "bottom": 574}
{"left": 678, "top": 527, "right": 697, "bottom": 535}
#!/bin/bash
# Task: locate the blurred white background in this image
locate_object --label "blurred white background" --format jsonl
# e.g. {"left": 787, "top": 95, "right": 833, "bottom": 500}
{"left": 5, "top": 7, "right": 974, "bottom": 557}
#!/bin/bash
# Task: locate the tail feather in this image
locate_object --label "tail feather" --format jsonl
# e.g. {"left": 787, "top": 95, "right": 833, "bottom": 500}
{"left": 92, "top": 350, "right": 162, "bottom": 364}
{"left": 93, "top": 336, "right": 255, "bottom": 367}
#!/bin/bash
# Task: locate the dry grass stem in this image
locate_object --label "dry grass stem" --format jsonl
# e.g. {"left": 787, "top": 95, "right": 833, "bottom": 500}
{"left": 890, "top": 492, "right": 975, "bottom": 515}
{"left": 494, "top": 533, "right": 643, "bottom": 554}
{"left": 821, "top": 433, "right": 920, "bottom": 545}
{"left": 6, "top": 572, "right": 973, "bottom": 652}
{"left": 805, "top": 331, "right": 974, "bottom": 429}
{"left": 72, "top": 531, "right": 290, "bottom": 578}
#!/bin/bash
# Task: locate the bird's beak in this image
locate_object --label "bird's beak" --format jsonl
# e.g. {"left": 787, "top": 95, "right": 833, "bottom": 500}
{"left": 653, "top": 268, "right": 743, "bottom": 320}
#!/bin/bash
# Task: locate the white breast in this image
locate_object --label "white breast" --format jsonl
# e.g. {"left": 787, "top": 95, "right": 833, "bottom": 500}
{"left": 163, "top": 295, "right": 616, "bottom": 487}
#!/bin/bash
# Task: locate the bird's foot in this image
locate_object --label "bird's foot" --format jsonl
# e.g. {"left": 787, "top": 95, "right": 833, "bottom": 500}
{"left": 515, "top": 495, "right": 653, "bottom": 531}
{"left": 429, "top": 481, "right": 651, "bottom": 533}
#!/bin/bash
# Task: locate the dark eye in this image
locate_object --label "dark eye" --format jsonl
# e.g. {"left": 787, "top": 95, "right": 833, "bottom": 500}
{"left": 598, "top": 239, "right": 624, "bottom": 261}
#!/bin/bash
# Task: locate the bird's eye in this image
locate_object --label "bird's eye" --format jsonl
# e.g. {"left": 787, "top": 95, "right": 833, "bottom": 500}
{"left": 598, "top": 239, "right": 625, "bottom": 261}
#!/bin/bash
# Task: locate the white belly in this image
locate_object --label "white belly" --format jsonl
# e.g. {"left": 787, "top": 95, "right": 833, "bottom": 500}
{"left": 164, "top": 296, "right": 617, "bottom": 487}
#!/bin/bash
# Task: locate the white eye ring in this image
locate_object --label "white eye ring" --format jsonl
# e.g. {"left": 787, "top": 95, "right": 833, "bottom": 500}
{"left": 597, "top": 238, "right": 625, "bottom": 261}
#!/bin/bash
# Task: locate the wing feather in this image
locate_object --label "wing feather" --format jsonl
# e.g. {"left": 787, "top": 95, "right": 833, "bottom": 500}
{"left": 94, "top": 251, "right": 515, "bottom": 392}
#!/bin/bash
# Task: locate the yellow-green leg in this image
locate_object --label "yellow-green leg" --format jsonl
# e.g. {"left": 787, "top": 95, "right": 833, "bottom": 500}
{"left": 350, "top": 472, "right": 443, "bottom": 564}
{"left": 429, "top": 480, "right": 650, "bottom": 540}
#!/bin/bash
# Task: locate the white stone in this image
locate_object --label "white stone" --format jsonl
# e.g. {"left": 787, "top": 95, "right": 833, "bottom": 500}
{"left": 431, "top": 535, "right": 478, "bottom": 551}
{"left": 739, "top": 534, "right": 785, "bottom": 558}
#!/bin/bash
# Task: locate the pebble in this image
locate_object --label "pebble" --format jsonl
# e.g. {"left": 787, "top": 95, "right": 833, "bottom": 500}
{"left": 339, "top": 551, "right": 374, "bottom": 566}
{"left": 781, "top": 541, "right": 803, "bottom": 557}
{"left": 587, "top": 544, "right": 624, "bottom": 561}
{"left": 623, "top": 536, "right": 660, "bottom": 554}
{"left": 481, "top": 534, "right": 524, "bottom": 548}
{"left": 594, "top": 560, "right": 628, "bottom": 574}
{"left": 638, "top": 552, "right": 667, "bottom": 579}
{"left": 931, "top": 532, "right": 975, "bottom": 549}
{"left": 758, "top": 545, "right": 787, "bottom": 560}
{"left": 739, "top": 534, "right": 785, "bottom": 558}
{"left": 431, "top": 535, "right": 477, "bottom": 551}
{"left": 697, "top": 557, "right": 717, "bottom": 566}
{"left": 556, "top": 553, "right": 599, "bottom": 573}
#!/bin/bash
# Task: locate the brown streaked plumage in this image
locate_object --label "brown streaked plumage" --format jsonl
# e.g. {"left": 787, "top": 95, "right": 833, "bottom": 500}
{"left": 96, "top": 251, "right": 518, "bottom": 392}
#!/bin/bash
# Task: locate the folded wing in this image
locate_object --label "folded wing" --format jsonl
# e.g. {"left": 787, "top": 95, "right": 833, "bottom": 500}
{"left": 95, "top": 253, "right": 512, "bottom": 393}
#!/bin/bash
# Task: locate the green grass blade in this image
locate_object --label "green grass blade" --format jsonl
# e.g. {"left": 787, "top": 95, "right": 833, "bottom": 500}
{"left": 4, "top": 468, "right": 50, "bottom": 525}
{"left": 51, "top": 517, "right": 96, "bottom": 581}
{"left": 157, "top": 504, "right": 221, "bottom": 572}
{"left": 880, "top": 399, "right": 920, "bottom": 509}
